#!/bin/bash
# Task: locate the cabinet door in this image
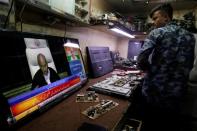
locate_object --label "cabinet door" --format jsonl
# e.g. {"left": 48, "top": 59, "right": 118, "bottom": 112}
{"left": 49, "top": 0, "right": 75, "bottom": 15}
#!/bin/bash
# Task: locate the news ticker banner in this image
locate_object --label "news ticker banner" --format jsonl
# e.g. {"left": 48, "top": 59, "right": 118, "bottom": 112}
{"left": 8, "top": 75, "right": 81, "bottom": 121}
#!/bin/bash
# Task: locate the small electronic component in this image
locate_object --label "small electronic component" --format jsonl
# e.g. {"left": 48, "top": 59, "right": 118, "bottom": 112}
{"left": 121, "top": 119, "right": 142, "bottom": 131}
{"left": 112, "top": 78, "right": 130, "bottom": 87}
{"left": 129, "top": 81, "right": 140, "bottom": 87}
{"left": 82, "top": 100, "right": 118, "bottom": 119}
{"left": 76, "top": 91, "right": 99, "bottom": 102}
{"left": 122, "top": 125, "right": 135, "bottom": 131}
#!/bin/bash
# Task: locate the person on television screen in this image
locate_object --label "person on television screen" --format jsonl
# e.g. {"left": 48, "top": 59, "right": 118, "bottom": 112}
{"left": 70, "top": 48, "right": 78, "bottom": 61}
{"left": 137, "top": 3, "right": 195, "bottom": 131}
{"left": 31, "top": 53, "right": 60, "bottom": 90}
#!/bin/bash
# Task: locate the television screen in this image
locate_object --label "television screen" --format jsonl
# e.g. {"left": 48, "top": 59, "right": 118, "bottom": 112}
{"left": 0, "top": 31, "right": 85, "bottom": 125}
{"left": 0, "top": 31, "right": 32, "bottom": 92}
{"left": 65, "top": 47, "right": 80, "bottom": 61}
{"left": 64, "top": 41, "right": 87, "bottom": 83}
{"left": 6, "top": 36, "right": 83, "bottom": 124}
{"left": 47, "top": 36, "right": 68, "bottom": 74}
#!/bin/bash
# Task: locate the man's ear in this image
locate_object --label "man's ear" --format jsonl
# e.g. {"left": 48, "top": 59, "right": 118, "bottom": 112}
{"left": 163, "top": 13, "right": 170, "bottom": 22}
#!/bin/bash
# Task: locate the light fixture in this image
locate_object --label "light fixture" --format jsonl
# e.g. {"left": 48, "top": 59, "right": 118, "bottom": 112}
{"left": 108, "top": 21, "right": 135, "bottom": 39}
{"left": 110, "top": 27, "right": 135, "bottom": 38}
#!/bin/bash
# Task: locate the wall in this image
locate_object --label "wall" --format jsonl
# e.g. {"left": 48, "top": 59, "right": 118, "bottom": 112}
{"left": 66, "top": 27, "right": 118, "bottom": 53}
{"left": 173, "top": 9, "right": 193, "bottom": 20}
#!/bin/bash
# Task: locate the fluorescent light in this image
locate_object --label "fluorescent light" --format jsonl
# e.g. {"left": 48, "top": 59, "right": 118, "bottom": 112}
{"left": 110, "top": 27, "right": 135, "bottom": 38}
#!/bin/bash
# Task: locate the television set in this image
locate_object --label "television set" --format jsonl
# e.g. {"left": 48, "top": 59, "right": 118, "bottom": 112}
{"left": 87, "top": 46, "right": 113, "bottom": 77}
{"left": 0, "top": 31, "right": 87, "bottom": 126}
{"left": 64, "top": 38, "right": 87, "bottom": 84}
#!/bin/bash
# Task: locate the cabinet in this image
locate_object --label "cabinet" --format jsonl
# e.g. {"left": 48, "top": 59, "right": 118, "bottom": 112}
{"left": 50, "top": 0, "right": 75, "bottom": 15}
{"left": 75, "top": 0, "right": 89, "bottom": 23}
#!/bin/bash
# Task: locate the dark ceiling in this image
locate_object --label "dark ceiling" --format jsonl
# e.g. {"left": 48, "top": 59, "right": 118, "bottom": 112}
{"left": 105, "top": 0, "right": 197, "bottom": 17}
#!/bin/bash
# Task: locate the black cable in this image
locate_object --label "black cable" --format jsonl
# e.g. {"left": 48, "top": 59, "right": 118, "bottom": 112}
{"left": 3, "top": 0, "right": 15, "bottom": 29}
{"left": 64, "top": 22, "right": 67, "bottom": 38}
{"left": 63, "top": 22, "right": 67, "bottom": 43}
{"left": 19, "top": 0, "right": 29, "bottom": 32}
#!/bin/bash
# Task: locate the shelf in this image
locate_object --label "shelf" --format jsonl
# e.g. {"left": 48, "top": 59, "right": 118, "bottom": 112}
{"left": 90, "top": 19, "right": 147, "bottom": 36}
{"left": 15, "top": 0, "right": 89, "bottom": 26}
{"left": 90, "top": 25, "right": 147, "bottom": 40}
{"left": 108, "top": 20, "right": 147, "bottom": 35}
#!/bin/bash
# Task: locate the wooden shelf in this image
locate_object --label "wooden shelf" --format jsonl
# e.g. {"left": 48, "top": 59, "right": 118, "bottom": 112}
{"left": 15, "top": 0, "right": 89, "bottom": 26}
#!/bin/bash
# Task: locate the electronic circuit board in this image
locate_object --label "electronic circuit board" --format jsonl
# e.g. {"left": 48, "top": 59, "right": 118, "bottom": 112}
{"left": 76, "top": 91, "right": 99, "bottom": 102}
{"left": 89, "top": 75, "right": 140, "bottom": 97}
{"left": 82, "top": 100, "right": 118, "bottom": 119}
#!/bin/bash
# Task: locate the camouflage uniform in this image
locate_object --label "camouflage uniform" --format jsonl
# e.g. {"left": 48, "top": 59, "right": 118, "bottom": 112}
{"left": 138, "top": 22, "right": 195, "bottom": 111}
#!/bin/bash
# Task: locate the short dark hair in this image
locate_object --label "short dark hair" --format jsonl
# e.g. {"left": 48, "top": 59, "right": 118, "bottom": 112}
{"left": 150, "top": 3, "right": 173, "bottom": 20}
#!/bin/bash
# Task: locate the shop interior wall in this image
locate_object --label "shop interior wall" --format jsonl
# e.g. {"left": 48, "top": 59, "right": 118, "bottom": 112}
{"left": 0, "top": 2, "right": 196, "bottom": 68}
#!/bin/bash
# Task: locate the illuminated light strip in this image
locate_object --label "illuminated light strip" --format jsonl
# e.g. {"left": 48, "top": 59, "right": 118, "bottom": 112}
{"left": 8, "top": 86, "right": 48, "bottom": 106}
{"left": 69, "top": 78, "right": 81, "bottom": 85}
{"left": 11, "top": 96, "right": 40, "bottom": 116}
{"left": 8, "top": 75, "right": 79, "bottom": 106}
{"left": 15, "top": 105, "right": 39, "bottom": 121}
{"left": 14, "top": 79, "right": 81, "bottom": 121}
{"left": 10, "top": 77, "right": 81, "bottom": 116}
{"left": 38, "top": 82, "right": 81, "bottom": 107}
{"left": 110, "top": 27, "right": 135, "bottom": 38}
{"left": 11, "top": 84, "right": 66, "bottom": 116}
